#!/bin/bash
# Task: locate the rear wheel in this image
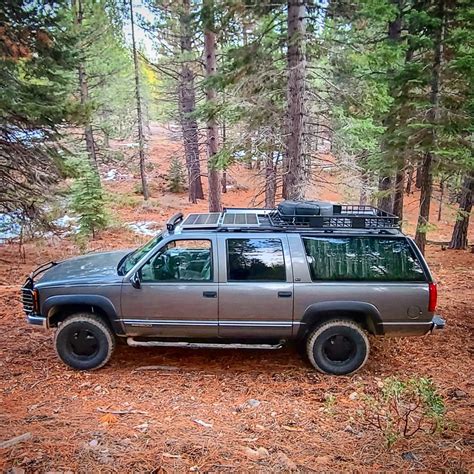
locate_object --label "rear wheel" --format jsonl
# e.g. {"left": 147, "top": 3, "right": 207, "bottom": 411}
{"left": 54, "top": 313, "right": 115, "bottom": 370}
{"left": 306, "top": 320, "right": 369, "bottom": 375}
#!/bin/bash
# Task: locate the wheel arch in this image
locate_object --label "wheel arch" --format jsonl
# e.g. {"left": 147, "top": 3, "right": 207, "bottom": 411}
{"left": 297, "top": 301, "right": 383, "bottom": 339}
{"left": 43, "top": 295, "right": 125, "bottom": 335}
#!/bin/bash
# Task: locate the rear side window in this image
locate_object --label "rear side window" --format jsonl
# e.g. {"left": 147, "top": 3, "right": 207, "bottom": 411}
{"left": 227, "top": 238, "right": 286, "bottom": 281}
{"left": 303, "top": 237, "right": 425, "bottom": 282}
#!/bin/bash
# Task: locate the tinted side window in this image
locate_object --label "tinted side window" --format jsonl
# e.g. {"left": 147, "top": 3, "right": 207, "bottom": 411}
{"left": 141, "top": 239, "right": 212, "bottom": 282}
{"left": 303, "top": 237, "right": 425, "bottom": 282}
{"left": 227, "top": 238, "right": 286, "bottom": 281}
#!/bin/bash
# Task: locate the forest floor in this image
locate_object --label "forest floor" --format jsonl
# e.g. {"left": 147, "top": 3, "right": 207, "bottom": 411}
{"left": 0, "top": 125, "right": 473, "bottom": 472}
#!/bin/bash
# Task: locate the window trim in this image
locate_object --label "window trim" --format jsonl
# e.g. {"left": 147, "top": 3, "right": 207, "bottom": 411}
{"left": 140, "top": 238, "right": 214, "bottom": 284}
{"left": 225, "top": 237, "right": 287, "bottom": 283}
{"left": 302, "top": 235, "right": 428, "bottom": 283}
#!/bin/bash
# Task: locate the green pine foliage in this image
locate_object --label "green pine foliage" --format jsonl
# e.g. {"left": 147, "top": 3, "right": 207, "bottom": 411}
{"left": 69, "top": 160, "right": 107, "bottom": 237}
{"left": 167, "top": 156, "right": 186, "bottom": 193}
{"left": 0, "top": 1, "right": 77, "bottom": 217}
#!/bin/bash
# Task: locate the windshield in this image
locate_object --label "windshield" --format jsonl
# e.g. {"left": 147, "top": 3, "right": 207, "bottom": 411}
{"left": 118, "top": 233, "right": 163, "bottom": 275}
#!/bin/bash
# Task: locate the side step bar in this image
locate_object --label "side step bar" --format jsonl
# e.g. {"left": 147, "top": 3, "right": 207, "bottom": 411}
{"left": 127, "top": 337, "right": 285, "bottom": 350}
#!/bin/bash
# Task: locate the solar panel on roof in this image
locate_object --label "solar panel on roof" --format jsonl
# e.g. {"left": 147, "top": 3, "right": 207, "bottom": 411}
{"left": 222, "top": 213, "right": 259, "bottom": 226}
{"left": 182, "top": 213, "right": 221, "bottom": 228}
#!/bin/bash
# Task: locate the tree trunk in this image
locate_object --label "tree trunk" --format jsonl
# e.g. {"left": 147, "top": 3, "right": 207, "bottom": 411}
{"left": 415, "top": 0, "right": 445, "bottom": 254}
{"left": 203, "top": 0, "right": 221, "bottom": 212}
{"left": 392, "top": 169, "right": 405, "bottom": 220}
{"left": 438, "top": 180, "right": 444, "bottom": 221}
{"left": 221, "top": 106, "right": 227, "bottom": 193}
{"left": 129, "top": 0, "right": 149, "bottom": 200}
{"left": 415, "top": 163, "right": 422, "bottom": 189}
{"left": 378, "top": 175, "right": 393, "bottom": 212}
{"left": 103, "top": 130, "right": 110, "bottom": 149}
{"left": 449, "top": 174, "right": 473, "bottom": 249}
{"left": 282, "top": 0, "right": 307, "bottom": 200}
{"left": 406, "top": 165, "right": 414, "bottom": 194}
{"left": 392, "top": 40, "right": 415, "bottom": 221}
{"left": 265, "top": 152, "right": 277, "bottom": 208}
{"left": 73, "top": 0, "right": 98, "bottom": 171}
{"left": 359, "top": 172, "right": 369, "bottom": 205}
{"left": 179, "top": 0, "right": 203, "bottom": 203}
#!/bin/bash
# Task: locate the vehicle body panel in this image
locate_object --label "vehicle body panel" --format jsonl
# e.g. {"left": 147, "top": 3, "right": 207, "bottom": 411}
{"left": 35, "top": 250, "right": 128, "bottom": 288}
{"left": 216, "top": 233, "right": 294, "bottom": 338}
{"left": 120, "top": 233, "right": 219, "bottom": 337}
{"left": 287, "top": 234, "right": 432, "bottom": 335}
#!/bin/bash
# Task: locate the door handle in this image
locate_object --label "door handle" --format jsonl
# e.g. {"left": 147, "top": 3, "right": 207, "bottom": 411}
{"left": 203, "top": 291, "right": 217, "bottom": 298}
{"left": 278, "top": 291, "right": 292, "bottom": 298}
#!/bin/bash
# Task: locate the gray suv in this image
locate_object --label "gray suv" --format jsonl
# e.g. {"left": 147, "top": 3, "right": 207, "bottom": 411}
{"left": 22, "top": 201, "right": 445, "bottom": 375}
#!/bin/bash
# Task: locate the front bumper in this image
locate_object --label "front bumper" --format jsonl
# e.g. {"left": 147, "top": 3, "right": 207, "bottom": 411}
{"left": 26, "top": 313, "right": 48, "bottom": 329}
{"left": 430, "top": 315, "right": 445, "bottom": 333}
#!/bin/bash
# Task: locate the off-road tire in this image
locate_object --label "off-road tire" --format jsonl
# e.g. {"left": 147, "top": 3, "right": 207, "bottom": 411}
{"left": 306, "top": 320, "right": 369, "bottom": 375}
{"left": 54, "top": 313, "right": 115, "bottom": 370}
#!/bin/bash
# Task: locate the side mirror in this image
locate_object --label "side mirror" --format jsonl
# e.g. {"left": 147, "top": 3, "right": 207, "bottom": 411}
{"left": 131, "top": 272, "right": 141, "bottom": 289}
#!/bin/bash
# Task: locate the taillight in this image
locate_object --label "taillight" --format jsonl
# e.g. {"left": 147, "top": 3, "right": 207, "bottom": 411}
{"left": 428, "top": 282, "right": 437, "bottom": 312}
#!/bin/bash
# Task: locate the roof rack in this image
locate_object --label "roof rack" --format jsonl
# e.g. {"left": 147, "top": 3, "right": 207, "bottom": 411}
{"left": 179, "top": 202, "right": 399, "bottom": 232}
{"left": 267, "top": 204, "right": 399, "bottom": 230}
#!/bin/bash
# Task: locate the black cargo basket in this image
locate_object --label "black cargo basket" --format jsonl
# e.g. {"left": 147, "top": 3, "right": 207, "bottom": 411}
{"left": 269, "top": 204, "right": 399, "bottom": 229}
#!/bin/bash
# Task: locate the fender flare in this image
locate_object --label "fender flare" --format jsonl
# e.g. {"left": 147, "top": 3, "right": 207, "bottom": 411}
{"left": 42, "top": 294, "right": 124, "bottom": 335}
{"left": 297, "top": 301, "right": 384, "bottom": 337}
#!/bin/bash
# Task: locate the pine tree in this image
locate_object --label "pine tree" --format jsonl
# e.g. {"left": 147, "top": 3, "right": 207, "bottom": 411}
{"left": 168, "top": 156, "right": 186, "bottom": 193}
{"left": 178, "top": 0, "right": 204, "bottom": 203}
{"left": 72, "top": 0, "right": 98, "bottom": 170}
{"left": 129, "top": 0, "right": 149, "bottom": 200}
{"left": 414, "top": 0, "right": 446, "bottom": 254}
{"left": 202, "top": 0, "right": 222, "bottom": 212}
{"left": 449, "top": 173, "right": 473, "bottom": 249}
{"left": 145, "top": 0, "right": 204, "bottom": 204}
{"left": 0, "top": 0, "right": 76, "bottom": 218}
{"left": 282, "top": 0, "right": 307, "bottom": 200}
{"left": 70, "top": 162, "right": 107, "bottom": 237}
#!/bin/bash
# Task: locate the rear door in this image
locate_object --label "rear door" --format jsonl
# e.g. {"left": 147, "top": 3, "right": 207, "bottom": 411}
{"left": 217, "top": 234, "right": 294, "bottom": 339}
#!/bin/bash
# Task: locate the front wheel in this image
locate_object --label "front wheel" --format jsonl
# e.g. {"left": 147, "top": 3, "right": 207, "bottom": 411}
{"left": 54, "top": 313, "right": 115, "bottom": 370}
{"left": 306, "top": 320, "right": 369, "bottom": 375}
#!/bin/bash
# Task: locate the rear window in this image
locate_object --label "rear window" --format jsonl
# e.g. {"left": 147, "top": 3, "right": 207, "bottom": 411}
{"left": 303, "top": 237, "right": 426, "bottom": 282}
{"left": 226, "top": 238, "right": 286, "bottom": 281}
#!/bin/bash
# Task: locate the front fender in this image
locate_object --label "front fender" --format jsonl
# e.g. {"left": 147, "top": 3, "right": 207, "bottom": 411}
{"left": 297, "top": 300, "right": 384, "bottom": 337}
{"left": 42, "top": 294, "right": 124, "bottom": 335}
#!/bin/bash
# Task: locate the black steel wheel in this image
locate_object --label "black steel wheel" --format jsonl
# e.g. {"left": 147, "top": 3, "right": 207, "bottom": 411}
{"left": 306, "top": 320, "right": 369, "bottom": 375}
{"left": 54, "top": 313, "right": 115, "bottom": 370}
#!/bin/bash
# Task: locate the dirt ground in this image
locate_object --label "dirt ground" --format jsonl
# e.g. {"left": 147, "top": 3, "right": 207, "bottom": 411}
{"left": 1, "top": 128, "right": 473, "bottom": 472}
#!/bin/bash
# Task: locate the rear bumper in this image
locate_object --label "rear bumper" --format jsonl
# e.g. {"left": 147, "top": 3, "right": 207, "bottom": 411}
{"left": 381, "top": 315, "right": 445, "bottom": 336}
{"left": 26, "top": 313, "right": 47, "bottom": 329}
{"left": 430, "top": 315, "right": 445, "bottom": 333}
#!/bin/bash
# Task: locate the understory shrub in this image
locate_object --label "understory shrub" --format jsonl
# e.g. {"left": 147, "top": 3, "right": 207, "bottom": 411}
{"left": 361, "top": 377, "right": 446, "bottom": 448}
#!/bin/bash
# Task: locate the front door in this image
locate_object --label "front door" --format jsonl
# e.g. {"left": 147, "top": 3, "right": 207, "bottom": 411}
{"left": 217, "top": 235, "right": 294, "bottom": 339}
{"left": 120, "top": 237, "right": 218, "bottom": 337}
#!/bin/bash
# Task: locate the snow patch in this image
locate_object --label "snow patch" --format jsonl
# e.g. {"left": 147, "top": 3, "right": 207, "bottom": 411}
{"left": 0, "top": 213, "right": 21, "bottom": 241}
{"left": 103, "top": 169, "right": 118, "bottom": 181}
{"left": 126, "top": 221, "right": 159, "bottom": 236}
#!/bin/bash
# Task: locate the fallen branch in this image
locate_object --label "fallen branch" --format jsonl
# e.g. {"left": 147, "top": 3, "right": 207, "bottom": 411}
{"left": 427, "top": 240, "right": 450, "bottom": 246}
{"left": 133, "top": 365, "right": 180, "bottom": 372}
{"left": 0, "top": 432, "right": 32, "bottom": 449}
{"left": 96, "top": 408, "right": 148, "bottom": 416}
